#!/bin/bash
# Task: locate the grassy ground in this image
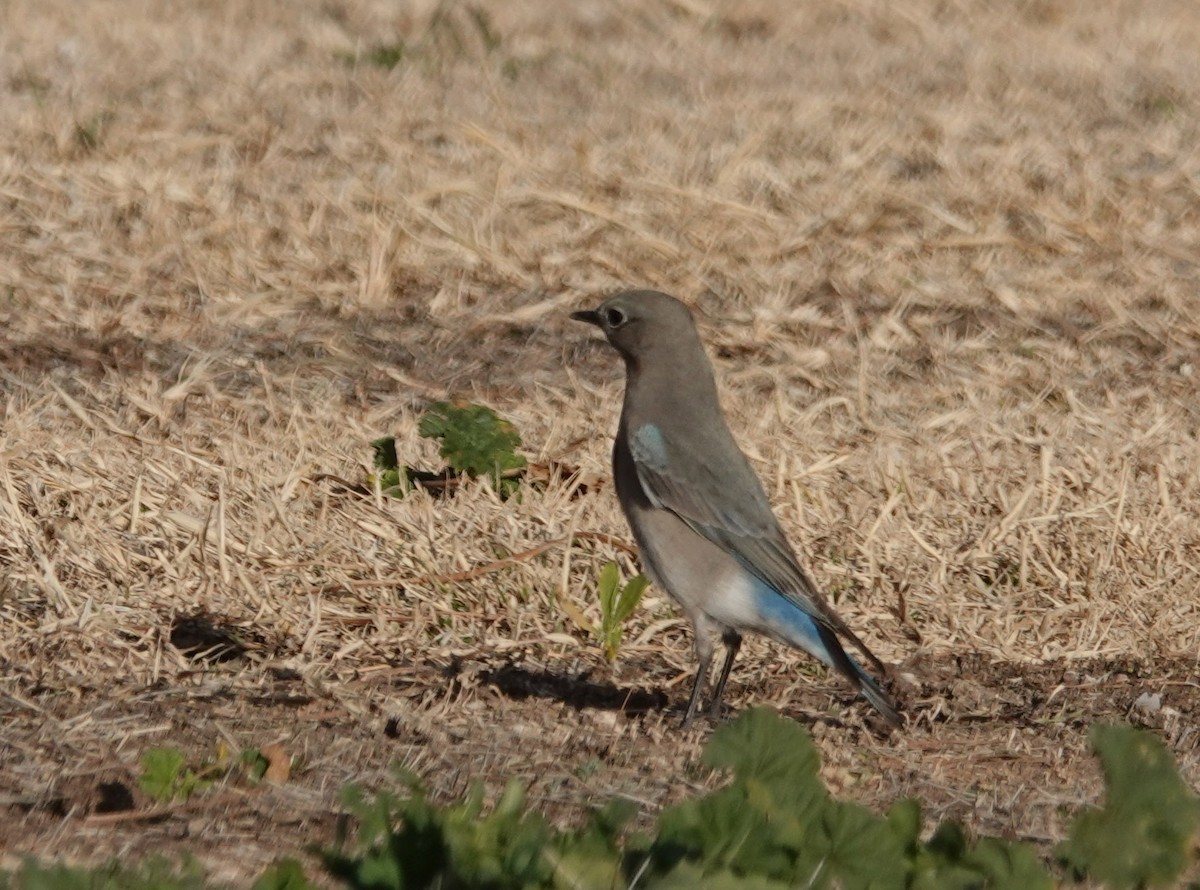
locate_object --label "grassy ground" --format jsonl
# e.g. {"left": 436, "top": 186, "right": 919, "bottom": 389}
{"left": 2, "top": 0, "right": 1199, "bottom": 882}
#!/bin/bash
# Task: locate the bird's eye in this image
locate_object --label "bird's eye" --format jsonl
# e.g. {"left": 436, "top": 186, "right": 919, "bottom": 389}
{"left": 604, "top": 307, "right": 627, "bottom": 327}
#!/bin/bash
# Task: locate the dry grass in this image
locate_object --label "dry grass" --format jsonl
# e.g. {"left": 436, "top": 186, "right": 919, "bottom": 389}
{"left": 2, "top": 0, "right": 1199, "bottom": 881}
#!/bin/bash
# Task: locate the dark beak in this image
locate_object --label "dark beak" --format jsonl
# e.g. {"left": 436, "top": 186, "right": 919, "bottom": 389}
{"left": 570, "top": 309, "right": 603, "bottom": 326}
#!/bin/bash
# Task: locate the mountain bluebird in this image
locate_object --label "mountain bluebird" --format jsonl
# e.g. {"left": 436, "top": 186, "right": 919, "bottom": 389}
{"left": 572, "top": 290, "right": 900, "bottom": 726}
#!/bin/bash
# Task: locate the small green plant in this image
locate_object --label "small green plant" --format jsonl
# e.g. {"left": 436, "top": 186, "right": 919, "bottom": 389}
{"left": 418, "top": 400, "right": 526, "bottom": 497}
{"left": 372, "top": 402, "right": 542, "bottom": 499}
{"left": 0, "top": 855, "right": 319, "bottom": 890}
{"left": 241, "top": 747, "right": 271, "bottom": 783}
{"left": 596, "top": 561, "right": 649, "bottom": 662}
{"left": 365, "top": 42, "right": 405, "bottom": 70}
{"left": 370, "top": 435, "right": 408, "bottom": 494}
{"left": 333, "top": 42, "right": 406, "bottom": 70}
{"left": 370, "top": 435, "right": 452, "bottom": 496}
{"left": 0, "top": 855, "right": 209, "bottom": 889}
{"left": 251, "top": 859, "right": 320, "bottom": 890}
{"left": 138, "top": 744, "right": 278, "bottom": 803}
{"left": 317, "top": 708, "right": 1064, "bottom": 889}
{"left": 321, "top": 770, "right": 552, "bottom": 888}
{"left": 1057, "top": 723, "right": 1200, "bottom": 888}
{"left": 138, "top": 747, "right": 217, "bottom": 803}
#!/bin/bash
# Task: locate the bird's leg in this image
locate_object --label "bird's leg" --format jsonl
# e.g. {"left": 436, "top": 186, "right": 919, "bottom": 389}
{"left": 708, "top": 630, "right": 742, "bottom": 719}
{"left": 682, "top": 630, "right": 715, "bottom": 727}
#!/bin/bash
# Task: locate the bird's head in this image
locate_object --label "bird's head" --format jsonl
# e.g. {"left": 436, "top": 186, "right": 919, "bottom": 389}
{"left": 570, "top": 290, "right": 698, "bottom": 366}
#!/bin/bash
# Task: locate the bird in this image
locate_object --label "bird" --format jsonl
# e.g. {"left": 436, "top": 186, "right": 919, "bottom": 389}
{"left": 571, "top": 290, "right": 900, "bottom": 726}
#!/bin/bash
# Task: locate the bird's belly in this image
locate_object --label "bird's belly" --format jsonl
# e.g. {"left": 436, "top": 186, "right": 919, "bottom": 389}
{"left": 629, "top": 504, "right": 831, "bottom": 664}
{"left": 628, "top": 507, "right": 731, "bottom": 600}
{"left": 628, "top": 506, "right": 760, "bottom": 626}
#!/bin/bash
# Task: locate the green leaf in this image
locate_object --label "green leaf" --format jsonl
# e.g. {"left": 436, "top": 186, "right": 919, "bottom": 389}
{"left": 545, "top": 847, "right": 624, "bottom": 890}
{"left": 1057, "top": 723, "right": 1200, "bottom": 888}
{"left": 365, "top": 42, "right": 405, "bottom": 70}
{"left": 654, "top": 710, "right": 831, "bottom": 882}
{"left": 925, "top": 820, "right": 969, "bottom": 861}
{"left": 138, "top": 747, "right": 187, "bottom": 803}
{"left": 597, "top": 561, "right": 619, "bottom": 621}
{"left": 370, "top": 435, "right": 417, "bottom": 497}
{"left": 323, "top": 777, "right": 443, "bottom": 889}
{"left": 545, "top": 799, "right": 633, "bottom": 890}
{"left": 704, "top": 707, "right": 822, "bottom": 792}
{"left": 241, "top": 748, "right": 270, "bottom": 783}
{"left": 913, "top": 817, "right": 1053, "bottom": 890}
{"left": 441, "top": 778, "right": 551, "bottom": 886}
{"left": 962, "top": 838, "right": 1053, "bottom": 890}
{"left": 614, "top": 574, "right": 648, "bottom": 623}
{"left": 816, "top": 798, "right": 908, "bottom": 890}
{"left": 885, "top": 797, "right": 923, "bottom": 852}
{"left": 656, "top": 783, "right": 784, "bottom": 877}
{"left": 371, "top": 436, "right": 400, "bottom": 472}
{"left": 652, "top": 861, "right": 795, "bottom": 889}
{"left": 251, "top": 858, "right": 319, "bottom": 890}
{"left": 324, "top": 771, "right": 552, "bottom": 889}
{"left": 597, "top": 563, "right": 646, "bottom": 662}
{"left": 418, "top": 400, "right": 526, "bottom": 494}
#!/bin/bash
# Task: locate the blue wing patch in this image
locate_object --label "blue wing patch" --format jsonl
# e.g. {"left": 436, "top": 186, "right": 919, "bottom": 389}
{"left": 631, "top": 423, "right": 668, "bottom": 466}
{"left": 630, "top": 424, "right": 670, "bottom": 509}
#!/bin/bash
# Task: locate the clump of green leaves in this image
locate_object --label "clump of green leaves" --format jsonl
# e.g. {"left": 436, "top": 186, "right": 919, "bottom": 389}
{"left": 656, "top": 710, "right": 882, "bottom": 886}
{"left": 652, "top": 708, "right": 1051, "bottom": 890}
{"left": 1057, "top": 723, "right": 1200, "bottom": 888}
{"left": 334, "top": 41, "right": 406, "bottom": 70}
{"left": 370, "top": 435, "right": 408, "bottom": 495}
{"left": 317, "top": 708, "right": 1060, "bottom": 889}
{"left": 138, "top": 748, "right": 217, "bottom": 803}
{"left": 0, "top": 856, "right": 319, "bottom": 890}
{"left": 0, "top": 855, "right": 209, "bottom": 890}
{"left": 240, "top": 747, "right": 272, "bottom": 783}
{"left": 418, "top": 400, "right": 526, "bottom": 496}
{"left": 251, "top": 858, "right": 321, "bottom": 890}
{"left": 137, "top": 744, "right": 280, "bottom": 804}
{"left": 321, "top": 770, "right": 552, "bottom": 889}
{"left": 596, "top": 561, "right": 648, "bottom": 662}
{"left": 372, "top": 400, "right": 528, "bottom": 498}
{"left": 11, "top": 715, "right": 1200, "bottom": 889}
{"left": 910, "top": 817, "right": 1052, "bottom": 889}
{"left": 364, "top": 43, "right": 405, "bottom": 70}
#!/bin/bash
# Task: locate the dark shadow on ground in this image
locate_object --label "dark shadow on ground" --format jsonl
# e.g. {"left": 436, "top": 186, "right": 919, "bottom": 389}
{"left": 480, "top": 663, "right": 670, "bottom": 716}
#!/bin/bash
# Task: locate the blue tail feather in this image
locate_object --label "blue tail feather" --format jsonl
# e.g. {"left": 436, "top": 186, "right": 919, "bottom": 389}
{"left": 750, "top": 577, "right": 900, "bottom": 724}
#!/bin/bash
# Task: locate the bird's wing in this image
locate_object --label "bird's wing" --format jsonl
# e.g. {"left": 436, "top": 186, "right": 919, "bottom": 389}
{"left": 629, "top": 423, "right": 887, "bottom": 675}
